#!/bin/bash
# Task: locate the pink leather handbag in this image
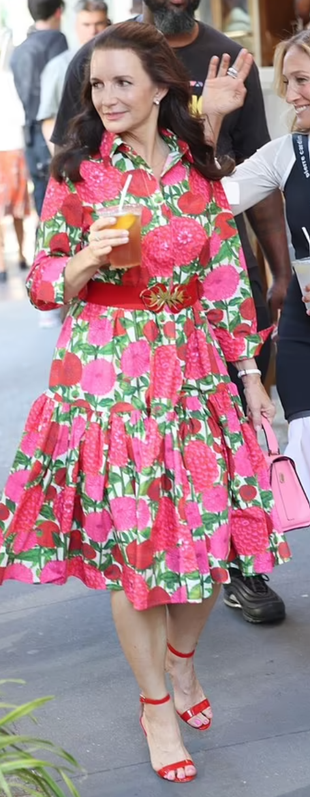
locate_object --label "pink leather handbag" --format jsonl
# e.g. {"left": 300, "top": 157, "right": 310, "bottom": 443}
{"left": 261, "top": 418, "right": 310, "bottom": 532}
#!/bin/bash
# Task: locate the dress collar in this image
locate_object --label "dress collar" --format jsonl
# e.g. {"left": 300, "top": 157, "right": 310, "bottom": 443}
{"left": 99, "top": 129, "right": 193, "bottom": 167}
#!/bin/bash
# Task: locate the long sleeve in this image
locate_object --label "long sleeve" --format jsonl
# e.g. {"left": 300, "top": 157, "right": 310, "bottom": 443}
{"left": 26, "top": 177, "right": 86, "bottom": 310}
{"left": 37, "top": 59, "right": 62, "bottom": 121}
{"left": 201, "top": 181, "right": 272, "bottom": 361}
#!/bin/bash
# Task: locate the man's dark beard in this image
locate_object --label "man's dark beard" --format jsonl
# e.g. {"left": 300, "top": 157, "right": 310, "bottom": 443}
{"left": 145, "top": 2, "right": 199, "bottom": 35}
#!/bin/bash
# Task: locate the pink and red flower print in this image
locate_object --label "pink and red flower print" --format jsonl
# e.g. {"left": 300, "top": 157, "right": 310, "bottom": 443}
{"left": 121, "top": 340, "right": 150, "bottom": 379}
{"left": 203, "top": 265, "right": 240, "bottom": 302}
{"left": 184, "top": 440, "right": 219, "bottom": 492}
{"left": 151, "top": 345, "right": 183, "bottom": 404}
{"left": 128, "top": 169, "right": 158, "bottom": 197}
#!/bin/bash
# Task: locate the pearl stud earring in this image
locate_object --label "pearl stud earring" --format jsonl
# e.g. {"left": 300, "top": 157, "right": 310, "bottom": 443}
{"left": 154, "top": 99, "right": 160, "bottom": 105}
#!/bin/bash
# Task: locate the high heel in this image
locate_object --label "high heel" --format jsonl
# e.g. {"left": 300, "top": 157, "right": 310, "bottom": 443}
{"left": 139, "top": 693, "right": 196, "bottom": 783}
{"left": 167, "top": 642, "right": 213, "bottom": 731}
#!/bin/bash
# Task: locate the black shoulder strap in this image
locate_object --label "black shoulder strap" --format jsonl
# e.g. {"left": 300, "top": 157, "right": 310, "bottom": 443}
{"left": 292, "top": 133, "right": 310, "bottom": 180}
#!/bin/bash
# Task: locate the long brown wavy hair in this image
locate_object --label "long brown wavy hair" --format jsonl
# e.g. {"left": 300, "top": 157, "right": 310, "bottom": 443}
{"left": 51, "top": 20, "right": 234, "bottom": 183}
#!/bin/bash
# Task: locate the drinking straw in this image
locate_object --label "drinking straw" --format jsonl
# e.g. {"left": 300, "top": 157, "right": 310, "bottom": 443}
{"left": 119, "top": 174, "right": 132, "bottom": 212}
{"left": 302, "top": 226, "right": 310, "bottom": 251}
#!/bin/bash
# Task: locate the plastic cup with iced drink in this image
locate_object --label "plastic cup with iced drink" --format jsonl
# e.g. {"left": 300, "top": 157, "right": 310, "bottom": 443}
{"left": 99, "top": 205, "right": 142, "bottom": 269}
{"left": 292, "top": 258, "right": 310, "bottom": 312}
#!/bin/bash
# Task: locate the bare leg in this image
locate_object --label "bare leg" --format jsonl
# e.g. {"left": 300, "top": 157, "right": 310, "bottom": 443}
{"left": 110, "top": 590, "right": 196, "bottom": 781}
{"left": 13, "top": 217, "right": 26, "bottom": 262}
{"left": 166, "top": 585, "right": 221, "bottom": 728}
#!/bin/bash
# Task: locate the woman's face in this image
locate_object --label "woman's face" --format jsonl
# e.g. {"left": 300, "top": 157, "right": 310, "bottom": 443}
{"left": 90, "top": 48, "right": 164, "bottom": 137}
{"left": 283, "top": 44, "right": 310, "bottom": 129}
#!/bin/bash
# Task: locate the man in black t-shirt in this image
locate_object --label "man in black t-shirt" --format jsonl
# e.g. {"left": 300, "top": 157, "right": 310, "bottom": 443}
{"left": 51, "top": 0, "right": 291, "bottom": 625}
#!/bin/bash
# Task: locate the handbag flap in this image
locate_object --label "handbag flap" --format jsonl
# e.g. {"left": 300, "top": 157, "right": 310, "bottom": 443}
{"left": 270, "top": 457, "right": 310, "bottom": 527}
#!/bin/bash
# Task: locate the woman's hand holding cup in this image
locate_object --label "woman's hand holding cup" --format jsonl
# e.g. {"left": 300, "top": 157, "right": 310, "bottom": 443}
{"left": 64, "top": 215, "right": 131, "bottom": 302}
{"left": 88, "top": 216, "right": 129, "bottom": 268}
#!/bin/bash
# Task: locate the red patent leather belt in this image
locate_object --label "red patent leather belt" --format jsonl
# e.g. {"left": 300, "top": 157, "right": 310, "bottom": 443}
{"left": 87, "top": 276, "right": 202, "bottom": 313}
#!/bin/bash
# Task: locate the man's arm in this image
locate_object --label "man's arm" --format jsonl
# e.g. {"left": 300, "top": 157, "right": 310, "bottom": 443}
{"left": 37, "top": 57, "right": 67, "bottom": 155}
{"left": 245, "top": 193, "right": 292, "bottom": 320}
{"left": 42, "top": 120, "right": 55, "bottom": 154}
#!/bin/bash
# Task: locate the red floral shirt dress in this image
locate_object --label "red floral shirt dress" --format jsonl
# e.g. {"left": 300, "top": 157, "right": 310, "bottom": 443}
{"left": 0, "top": 131, "right": 290, "bottom": 608}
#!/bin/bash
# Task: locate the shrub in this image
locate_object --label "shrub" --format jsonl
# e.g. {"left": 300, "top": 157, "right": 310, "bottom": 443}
{"left": 0, "top": 680, "right": 83, "bottom": 797}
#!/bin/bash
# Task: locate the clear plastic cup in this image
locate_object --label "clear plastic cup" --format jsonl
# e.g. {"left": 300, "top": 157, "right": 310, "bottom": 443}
{"left": 98, "top": 205, "right": 142, "bottom": 269}
{"left": 292, "top": 258, "right": 310, "bottom": 311}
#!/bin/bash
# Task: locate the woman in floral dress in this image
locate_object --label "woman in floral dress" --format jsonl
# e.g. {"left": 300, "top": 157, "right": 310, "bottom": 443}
{"left": 0, "top": 22, "right": 290, "bottom": 784}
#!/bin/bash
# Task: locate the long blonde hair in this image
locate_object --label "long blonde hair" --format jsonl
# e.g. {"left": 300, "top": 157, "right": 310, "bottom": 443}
{"left": 274, "top": 29, "right": 310, "bottom": 131}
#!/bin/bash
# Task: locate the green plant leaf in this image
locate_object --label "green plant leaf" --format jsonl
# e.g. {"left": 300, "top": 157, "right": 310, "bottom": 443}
{"left": 8, "top": 769, "right": 52, "bottom": 796}
{"left": 0, "top": 698, "right": 54, "bottom": 728}
{"left": 0, "top": 685, "right": 82, "bottom": 797}
{"left": 0, "top": 705, "right": 20, "bottom": 712}
{"left": 32, "top": 767, "right": 75, "bottom": 797}
{"left": 0, "top": 767, "right": 12, "bottom": 796}
{"left": 0, "top": 734, "right": 50, "bottom": 750}
{"left": 0, "top": 759, "right": 54, "bottom": 773}
{"left": 0, "top": 737, "right": 78, "bottom": 765}
{"left": 0, "top": 681, "right": 25, "bottom": 687}
{"left": 60, "top": 771, "right": 83, "bottom": 797}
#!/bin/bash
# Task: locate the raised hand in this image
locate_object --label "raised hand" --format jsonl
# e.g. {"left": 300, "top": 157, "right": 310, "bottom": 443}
{"left": 201, "top": 49, "right": 254, "bottom": 119}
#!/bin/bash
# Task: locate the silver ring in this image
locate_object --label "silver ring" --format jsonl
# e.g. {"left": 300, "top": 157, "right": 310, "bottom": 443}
{"left": 227, "top": 66, "right": 238, "bottom": 79}
{"left": 94, "top": 234, "right": 101, "bottom": 242}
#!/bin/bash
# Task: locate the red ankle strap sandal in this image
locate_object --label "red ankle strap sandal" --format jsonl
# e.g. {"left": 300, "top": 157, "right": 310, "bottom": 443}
{"left": 167, "top": 642, "right": 213, "bottom": 732}
{"left": 139, "top": 693, "right": 196, "bottom": 783}
{"left": 167, "top": 642, "right": 196, "bottom": 658}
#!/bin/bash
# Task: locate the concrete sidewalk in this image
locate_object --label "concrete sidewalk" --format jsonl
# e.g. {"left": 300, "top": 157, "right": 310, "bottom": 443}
{"left": 1, "top": 217, "right": 310, "bottom": 797}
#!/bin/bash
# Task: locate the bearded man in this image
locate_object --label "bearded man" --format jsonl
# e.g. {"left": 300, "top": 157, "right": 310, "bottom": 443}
{"left": 51, "top": 0, "right": 291, "bottom": 625}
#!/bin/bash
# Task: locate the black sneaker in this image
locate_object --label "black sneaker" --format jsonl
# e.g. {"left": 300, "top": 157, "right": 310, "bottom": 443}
{"left": 223, "top": 570, "right": 285, "bottom": 624}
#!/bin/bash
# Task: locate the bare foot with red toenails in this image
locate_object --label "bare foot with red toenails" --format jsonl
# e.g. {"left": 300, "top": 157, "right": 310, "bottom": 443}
{"left": 166, "top": 645, "right": 212, "bottom": 730}
{"left": 140, "top": 696, "right": 196, "bottom": 782}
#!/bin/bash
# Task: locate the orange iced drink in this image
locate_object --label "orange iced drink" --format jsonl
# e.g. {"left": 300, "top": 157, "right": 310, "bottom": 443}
{"left": 99, "top": 205, "right": 142, "bottom": 269}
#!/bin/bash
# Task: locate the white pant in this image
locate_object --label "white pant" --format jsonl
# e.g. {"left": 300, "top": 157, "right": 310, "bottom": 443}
{"left": 285, "top": 417, "right": 310, "bottom": 501}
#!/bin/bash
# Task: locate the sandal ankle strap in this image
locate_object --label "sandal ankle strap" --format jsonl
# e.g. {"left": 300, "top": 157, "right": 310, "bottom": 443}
{"left": 140, "top": 693, "right": 170, "bottom": 706}
{"left": 167, "top": 642, "right": 195, "bottom": 658}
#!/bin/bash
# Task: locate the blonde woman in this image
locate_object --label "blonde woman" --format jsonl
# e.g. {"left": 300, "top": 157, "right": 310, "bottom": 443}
{"left": 206, "top": 31, "right": 310, "bottom": 499}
